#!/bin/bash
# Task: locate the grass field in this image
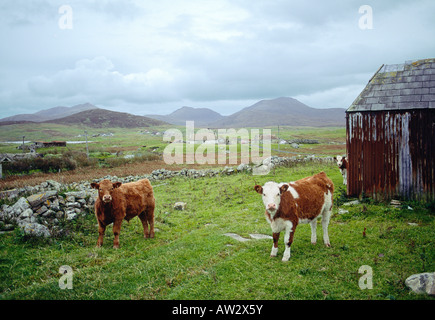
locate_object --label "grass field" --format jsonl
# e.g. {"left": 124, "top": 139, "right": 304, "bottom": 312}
{"left": 0, "top": 123, "right": 346, "bottom": 188}
{"left": 0, "top": 163, "right": 434, "bottom": 300}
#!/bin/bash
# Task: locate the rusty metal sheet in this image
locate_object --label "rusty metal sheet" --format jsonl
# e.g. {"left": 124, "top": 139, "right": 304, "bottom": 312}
{"left": 346, "top": 109, "right": 434, "bottom": 201}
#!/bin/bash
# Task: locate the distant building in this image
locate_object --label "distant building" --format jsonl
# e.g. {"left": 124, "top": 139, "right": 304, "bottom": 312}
{"left": 346, "top": 58, "right": 435, "bottom": 201}
{"left": 0, "top": 152, "right": 40, "bottom": 179}
{"left": 34, "top": 141, "right": 67, "bottom": 148}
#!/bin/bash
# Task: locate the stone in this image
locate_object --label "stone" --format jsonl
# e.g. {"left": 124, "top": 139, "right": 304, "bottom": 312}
{"left": 65, "top": 195, "right": 75, "bottom": 203}
{"left": 19, "top": 222, "right": 50, "bottom": 238}
{"left": 20, "top": 208, "right": 33, "bottom": 219}
{"left": 405, "top": 272, "right": 435, "bottom": 296}
{"left": 174, "top": 202, "right": 187, "bottom": 210}
{"left": 46, "top": 180, "right": 62, "bottom": 190}
{"left": 27, "top": 191, "right": 58, "bottom": 208}
{"left": 0, "top": 205, "right": 12, "bottom": 220}
{"left": 224, "top": 168, "right": 234, "bottom": 175}
{"left": 36, "top": 205, "right": 48, "bottom": 215}
{"left": 237, "top": 163, "right": 249, "bottom": 171}
{"left": 56, "top": 211, "right": 66, "bottom": 219}
{"left": 338, "top": 208, "right": 349, "bottom": 215}
{"left": 342, "top": 200, "right": 361, "bottom": 206}
{"left": 252, "top": 164, "right": 272, "bottom": 175}
{"left": 65, "top": 191, "right": 88, "bottom": 199}
{"left": 11, "top": 197, "right": 31, "bottom": 216}
{"left": 291, "top": 143, "right": 300, "bottom": 149}
{"left": 67, "top": 202, "right": 81, "bottom": 208}
{"left": 42, "top": 209, "right": 55, "bottom": 218}
{"left": 66, "top": 212, "right": 77, "bottom": 220}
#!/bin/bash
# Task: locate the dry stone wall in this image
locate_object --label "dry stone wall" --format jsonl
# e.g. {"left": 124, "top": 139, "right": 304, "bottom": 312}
{"left": 0, "top": 155, "right": 334, "bottom": 237}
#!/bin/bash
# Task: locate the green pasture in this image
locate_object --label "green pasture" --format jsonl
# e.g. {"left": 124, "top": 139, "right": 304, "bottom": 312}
{"left": 0, "top": 163, "right": 433, "bottom": 300}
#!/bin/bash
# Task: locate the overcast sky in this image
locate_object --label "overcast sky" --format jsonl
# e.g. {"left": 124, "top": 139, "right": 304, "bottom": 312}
{"left": 0, "top": 0, "right": 434, "bottom": 118}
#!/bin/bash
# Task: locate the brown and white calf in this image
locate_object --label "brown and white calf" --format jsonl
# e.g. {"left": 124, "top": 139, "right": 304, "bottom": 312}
{"left": 254, "top": 172, "right": 334, "bottom": 261}
{"left": 91, "top": 178, "right": 155, "bottom": 248}
{"left": 334, "top": 155, "right": 347, "bottom": 185}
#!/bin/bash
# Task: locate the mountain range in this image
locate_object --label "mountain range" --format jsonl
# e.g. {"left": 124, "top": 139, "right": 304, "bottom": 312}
{"left": 0, "top": 97, "right": 346, "bottom": 128}
{"left": 46, "top": 108, "right": 166, "bottom": 128}
{"left": 146, "top": 106, "right": 225, "bottom": 127}
{"left": 147, "top": 97, "right": 345, "bottom": 127}
{"left": 0, "top": 103, "right": 98, "bottom": 123}
{"left": 0, "top": 103, "right": 166, "bottom": 128}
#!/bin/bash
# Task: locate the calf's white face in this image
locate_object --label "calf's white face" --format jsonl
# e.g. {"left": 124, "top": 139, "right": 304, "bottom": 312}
{"left": 254, "top": 182, "right": 289, "bottom": 215}
{"left": 335, "top": 155, "right": 343, "bottom": 168}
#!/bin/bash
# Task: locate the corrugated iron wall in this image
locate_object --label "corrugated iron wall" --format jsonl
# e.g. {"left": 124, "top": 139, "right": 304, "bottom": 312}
{"left": 346, "top": 109, "right": 435, "bottom": 201}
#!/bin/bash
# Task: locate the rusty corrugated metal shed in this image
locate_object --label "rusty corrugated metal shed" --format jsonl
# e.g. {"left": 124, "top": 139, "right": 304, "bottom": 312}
{"left": 346, "top": 58, "right": 435, "bottom": 201}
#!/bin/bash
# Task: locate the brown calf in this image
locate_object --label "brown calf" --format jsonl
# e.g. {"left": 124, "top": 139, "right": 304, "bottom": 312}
{"left": 254, "top": 172, "right": 334, "bottom": 261}
{"left": 91, "top": 178, "right": 155, "bottom": 248}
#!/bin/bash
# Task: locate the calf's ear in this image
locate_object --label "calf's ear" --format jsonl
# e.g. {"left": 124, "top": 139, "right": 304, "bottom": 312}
{"left": 254, "top": 185, "right": 263, "bottom": 194}
{"left": 91, "top": 183, "right": 99, "bottom": 189}
{"left": 113, "top": 182, "right": 122, "bottom": 188}
{"left": 279, "top": 184, "right": 289, "bottom": 194}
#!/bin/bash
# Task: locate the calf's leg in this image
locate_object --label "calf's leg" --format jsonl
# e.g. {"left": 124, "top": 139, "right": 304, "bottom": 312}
{"left": 310, "top": 219, "right": 317, "bottom": 245}
{"left": 139, "top": 211, "right": 150, "bottom": 238}
{"left": 282, "top": 222, "right": 295, "bottom": 262}
{"left": 147, "top": 205, "right": 155, "bottom": 238}
{"left": 321, "top": 190, "right": 333, "bottom": 247}
{"left": 139, "top": 206, "right": 155, "bottom": 239}
{"left": 112, "top": 219, "right": 123, "bottom": 249}
{"left": 322, "top": 215, "right": 331, "bottom": 247}
{"left": 271, "top": 232, "right": 280, "bottom": 257}
{"left": 97, "top": 222, "right": 106, "bottom": 247}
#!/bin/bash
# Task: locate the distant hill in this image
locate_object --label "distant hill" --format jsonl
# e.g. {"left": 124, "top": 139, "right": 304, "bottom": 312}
{"left": 146, "top": 106, "right": 224, "bottom": 127}
{"left": 209, "top": 97, "right": 346, "bottom": 127}
{"left": 47, "top": 108, "right": 168, "bottom": 128}
{"left": 0, "top": 103, "right": 98, "bottom": 122}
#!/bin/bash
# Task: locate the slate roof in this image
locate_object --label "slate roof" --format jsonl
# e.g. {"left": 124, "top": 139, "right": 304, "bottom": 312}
{"left": 347, "top": 58, "right": 435, "bottom": 112}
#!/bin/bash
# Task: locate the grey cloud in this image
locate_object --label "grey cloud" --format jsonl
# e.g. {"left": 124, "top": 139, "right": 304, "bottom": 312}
{"left": 0, "top": 0, "right": 434, "bottom": 118}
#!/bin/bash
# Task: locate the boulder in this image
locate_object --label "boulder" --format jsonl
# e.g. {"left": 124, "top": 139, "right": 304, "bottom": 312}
{"left": 11, "top": 197, "right": 31, "bottom": 216}
{"left": 237, "top": 163, "right": 249, "bottom": 171}
{"left": 20, "top": 208, "right": 33, "bottom": 219}
{"left": 36, "top": 205, "right": 48, "bottom": 215}
{"left": 27, "top": 191, "right": 58, "bottom": 208}
{"left": 19, "top": 222, "right": 51, "bottom": 238}
{"left": 405, "top": 272, "right": 435, "bottom": 296}
{"left": 174, "top": 202, "right": 187, "bottom": 210}
{"left": 291, "top": 143, "right": 300, "bottom": 149}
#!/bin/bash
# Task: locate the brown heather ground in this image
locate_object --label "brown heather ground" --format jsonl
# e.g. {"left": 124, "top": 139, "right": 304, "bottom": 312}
{"left": 0, "top": 160, "right": 218, "bottom": 191}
